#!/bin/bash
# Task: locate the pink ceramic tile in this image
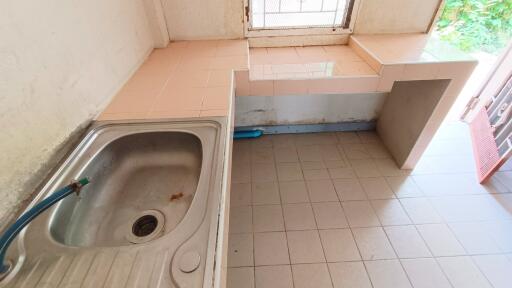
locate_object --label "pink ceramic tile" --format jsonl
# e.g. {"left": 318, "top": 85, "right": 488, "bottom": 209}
{"left": 278, "top": 72, "right": 313, "bottom": 80}
{"left": 164, "top": 42, "right": 190, "bottom": 58}
{"left": 97, "top": 112, "right": 148, "bottom": 121}
{"left": 100, "top": 39, "right": 250, "bottom": 121}
{"left": 182, "top": 40, "right": 219, "bottom": 57}
{"left": 249, "top": 80, "right": 274, "bottom": 96}
{"left": 348, "top": 38, "right": 383, "bottom": 72}
{"left": 202, "top": 86, "right": 231, "bottom": 110}
{"left": 304, "top": 62, "right": 333, "bottom": 73}
{"left": 249, "top": 64, "right": 265, "bottom": 79}
{"left": 266, "top": 47, "right": 301, "bottom": 64}
{"left": 274, "top": 80, "right": 308, "bottom": 95}
{"left": 307, "top": 77, "right": 379, "bottom": 94}
{"left": 250, "top": 48, "right": 269, "bottom": 65}
{"left": 167, "top": 41, "right": 189, "bottom": 50}
{"left": 116, "top": 63, "right": 173, "bottom": 98}
{"left": 216, "top": 40, "right": 248, "bottom": 57}
{"left": 113, "top": 75, "right": 163, "bottom": 100}
{"left": 338, "top": 77, "right": 380, "bottom": 93}
{"left": 168, "top": 69, "right": 210, "bottom": 88}
{"left": 307, "top": 79, "right": 341, "bottom": 94}
{"left": 103, "top": 51, "right": 181, "bottom": 115}
{"left": 163, "top": 41, "right": 185, "bottom": 51}
{"left": 377, "top": 65, "right": 405, "bottom": 92}
{"left": 210, "top": 56, "right": 248, "bottom": 70}
{"left": 402, "top": 63, "right": 440, "bottom": 80}
{"left": 349, "top": 34, "right": 472, "bottom": 66}
{"left": 271, "top": 64, "right": 307, "bottom": 74}
{"left": 436, "top": 62, "right": 477, "bottom": 79}
{"left": 267, "top": 47, "right": 298, "bottom": 58}
{"left": 177, "top": 56, "right": 212, "bottom": 71}
{"left": 295, "top": 46, "right": 330, "bottom": 62}
{"left": 155, "top": 86, "right": 206, "bottom": 110}
{"left": 104, "top": 92, "right": 156, "bottom": 114}
{"left": 186, "top": 40, "right": 219, "bottom": 49}
{"left": 335, "top": 61, "right": 377, "bottom": 76}
{"left": 235, "top": 70, "right": 250, "bottom": 82}
{"left": 144, "top": 48, "right": 181, "bottom": 71}
{"left": 148, "top": 109, "right": 201, "bottom": 119}
{"left": 235, "top": 71, "right": 250, "bottom": 96}
{"left": 200, "top": 109, "right": 228, "bottom": 117}
{"left": 236, "top": 82, "right": 250, "bottom": 96}
{"left": 208, "top": 69, "right": 233, "bottom": 87}
{"left": 323, "top": 45, "right": 363, "bottom": 62}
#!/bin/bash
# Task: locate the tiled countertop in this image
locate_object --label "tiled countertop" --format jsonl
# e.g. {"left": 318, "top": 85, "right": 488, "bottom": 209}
{"left": 97, "top": 35, "right": 477, "bottom": 168}
{"left": 98, "top": 34, "right": 477, "bottom": 120}
{"left": 249, "top": 46, "right": 377, "bottom": 80}
{"left": 351, "top": 33, "right": 475, "bottom": 65}
{"left": 98, "top": 40, "right": 248, "bottom": 120}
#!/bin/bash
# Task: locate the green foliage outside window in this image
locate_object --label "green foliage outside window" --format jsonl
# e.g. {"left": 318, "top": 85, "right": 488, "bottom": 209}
{"left": 436, "top": 0, "right": 512, "bottom": 54}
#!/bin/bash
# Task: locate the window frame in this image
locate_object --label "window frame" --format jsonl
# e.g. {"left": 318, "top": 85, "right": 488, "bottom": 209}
{"left": 243, "top": 0, "right": 361, "bottom": 38}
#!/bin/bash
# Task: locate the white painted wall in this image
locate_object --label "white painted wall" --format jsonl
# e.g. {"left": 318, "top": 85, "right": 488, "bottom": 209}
{"left": 0, "top": 0, "right": 154, "bottom": 225}
{"left": 354, "top": 0, "right": 441, "bottom": 34}
{"left": 162, "top": 0, "right": 244, "bottom": 40}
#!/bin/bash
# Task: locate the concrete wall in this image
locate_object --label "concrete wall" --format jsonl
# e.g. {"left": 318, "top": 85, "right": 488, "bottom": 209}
{"left": 377, "top": 80, "right": 450, "bottom": 167}
{"left": 160, "top": 0, "right": 442, "bottom": 40}
{"left": 162, "top": 0, "right": 244, "bottom": 40}
{"left": 235, "top": 93, "right": 388, "bottom": 127}
{"left": 0, "top": 0, "right": 154, "bottom": 225}
{"left": 354, "top": 0, "right": 442, "bottom": 34}
{"left": 143, "top": 0, "right": 171, "bottom": 47}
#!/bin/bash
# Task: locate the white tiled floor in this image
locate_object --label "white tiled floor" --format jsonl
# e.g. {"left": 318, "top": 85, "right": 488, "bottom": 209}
{"left": 227, "top": 125, "right": 512, "bottom": 288}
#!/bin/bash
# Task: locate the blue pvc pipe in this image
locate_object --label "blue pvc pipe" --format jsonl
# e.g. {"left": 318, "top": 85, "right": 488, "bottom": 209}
{"left": 0, "top": 178, "right": 89, "bottom": 275}
{"left": 234, "top": 130, "right": 263, "bottom": 139}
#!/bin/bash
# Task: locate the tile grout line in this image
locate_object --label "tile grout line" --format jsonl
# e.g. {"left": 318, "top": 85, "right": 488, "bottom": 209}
{"left": 346, "top": 219, "right": 375, "bottom": 288}
{"left": 412, "top": 223, "right": 458, "bottom": 288}
{"left": 378, "top": 224, "right": 422, "bottom": 288}
{"left": 147, "top": 49, "right": 183, "bottom": 115}
{"left": 230, "top": 132, "right": 512, "bottom": 287}
{"left": 355, "top": 184, "right": 413, "bottom": 287}
{"left": 430, "top": 257, "right": 457, "bottom": 288}
{"left": 269, "top": 136, "right": 296, "bottom": 288}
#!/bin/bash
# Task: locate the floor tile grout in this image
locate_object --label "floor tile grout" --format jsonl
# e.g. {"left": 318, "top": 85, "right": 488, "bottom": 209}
{"left": 229, "top": 130, "right": 512, "bottom": 288}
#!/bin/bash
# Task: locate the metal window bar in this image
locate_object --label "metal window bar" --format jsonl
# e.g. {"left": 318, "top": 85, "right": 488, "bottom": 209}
{"left": 333, "top": 0, "right": 340, "bottom": 27}
{"left": 263, "top": 10, "right": 339, "bottom": 14}
{"left": 250, "top": 0, "right": 351, "bottom": 30}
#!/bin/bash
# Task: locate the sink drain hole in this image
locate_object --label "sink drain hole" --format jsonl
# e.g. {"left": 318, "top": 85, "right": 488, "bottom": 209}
{"left": 132, "top": 215, "right": 158, "bottom": 237}
{"left": 126, "top": 209, "right": 165, "bottom": 244}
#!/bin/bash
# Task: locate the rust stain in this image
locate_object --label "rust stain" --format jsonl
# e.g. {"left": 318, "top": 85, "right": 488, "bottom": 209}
{"left": 170, "top": 192, "right": 184, "bottom": 202}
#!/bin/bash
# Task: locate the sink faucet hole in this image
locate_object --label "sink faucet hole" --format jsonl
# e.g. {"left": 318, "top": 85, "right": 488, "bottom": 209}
{"left": 132, "top": 215, "right": 158, "bottom": 237}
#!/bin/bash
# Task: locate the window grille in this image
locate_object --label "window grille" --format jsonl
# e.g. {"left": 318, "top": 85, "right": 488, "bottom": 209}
{"left": 249, "top": 0, "right": 354, "bottom": 30}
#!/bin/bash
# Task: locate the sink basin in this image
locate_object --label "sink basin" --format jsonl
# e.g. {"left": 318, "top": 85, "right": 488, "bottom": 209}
{"left": 50, "top": 132, "right": 202, "bottom": 247}
{"left": 3, "top": 119, "right": 227, "bottom": 288}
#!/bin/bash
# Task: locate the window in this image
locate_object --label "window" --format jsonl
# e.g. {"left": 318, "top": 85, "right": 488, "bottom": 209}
{"left": 246, "top": 0, "right": 357, "bottom": 35}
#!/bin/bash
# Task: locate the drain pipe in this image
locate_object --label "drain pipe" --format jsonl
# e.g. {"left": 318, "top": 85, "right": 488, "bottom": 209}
{"left": 0, "top": 178, "right": 90, "bottom": 280}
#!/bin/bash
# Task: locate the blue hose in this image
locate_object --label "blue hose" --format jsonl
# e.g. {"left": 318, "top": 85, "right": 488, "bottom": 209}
{"left": 0, "top": 178, "right": 90, "bottom": 276}
{"left": 234, "top": 130, "right": 263, "bottom": 139}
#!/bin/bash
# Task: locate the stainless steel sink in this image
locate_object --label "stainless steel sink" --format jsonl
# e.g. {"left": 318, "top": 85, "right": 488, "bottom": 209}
{"left": 51, "top": 131, "right": 203, "bottom": 247}
{"left": 2, "top": 119, "right": 227, "bottom": 288}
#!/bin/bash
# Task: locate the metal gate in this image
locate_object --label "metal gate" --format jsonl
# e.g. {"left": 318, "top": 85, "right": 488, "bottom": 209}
{"left": 467, "top": 44, "right": 512, "bottom": 182}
